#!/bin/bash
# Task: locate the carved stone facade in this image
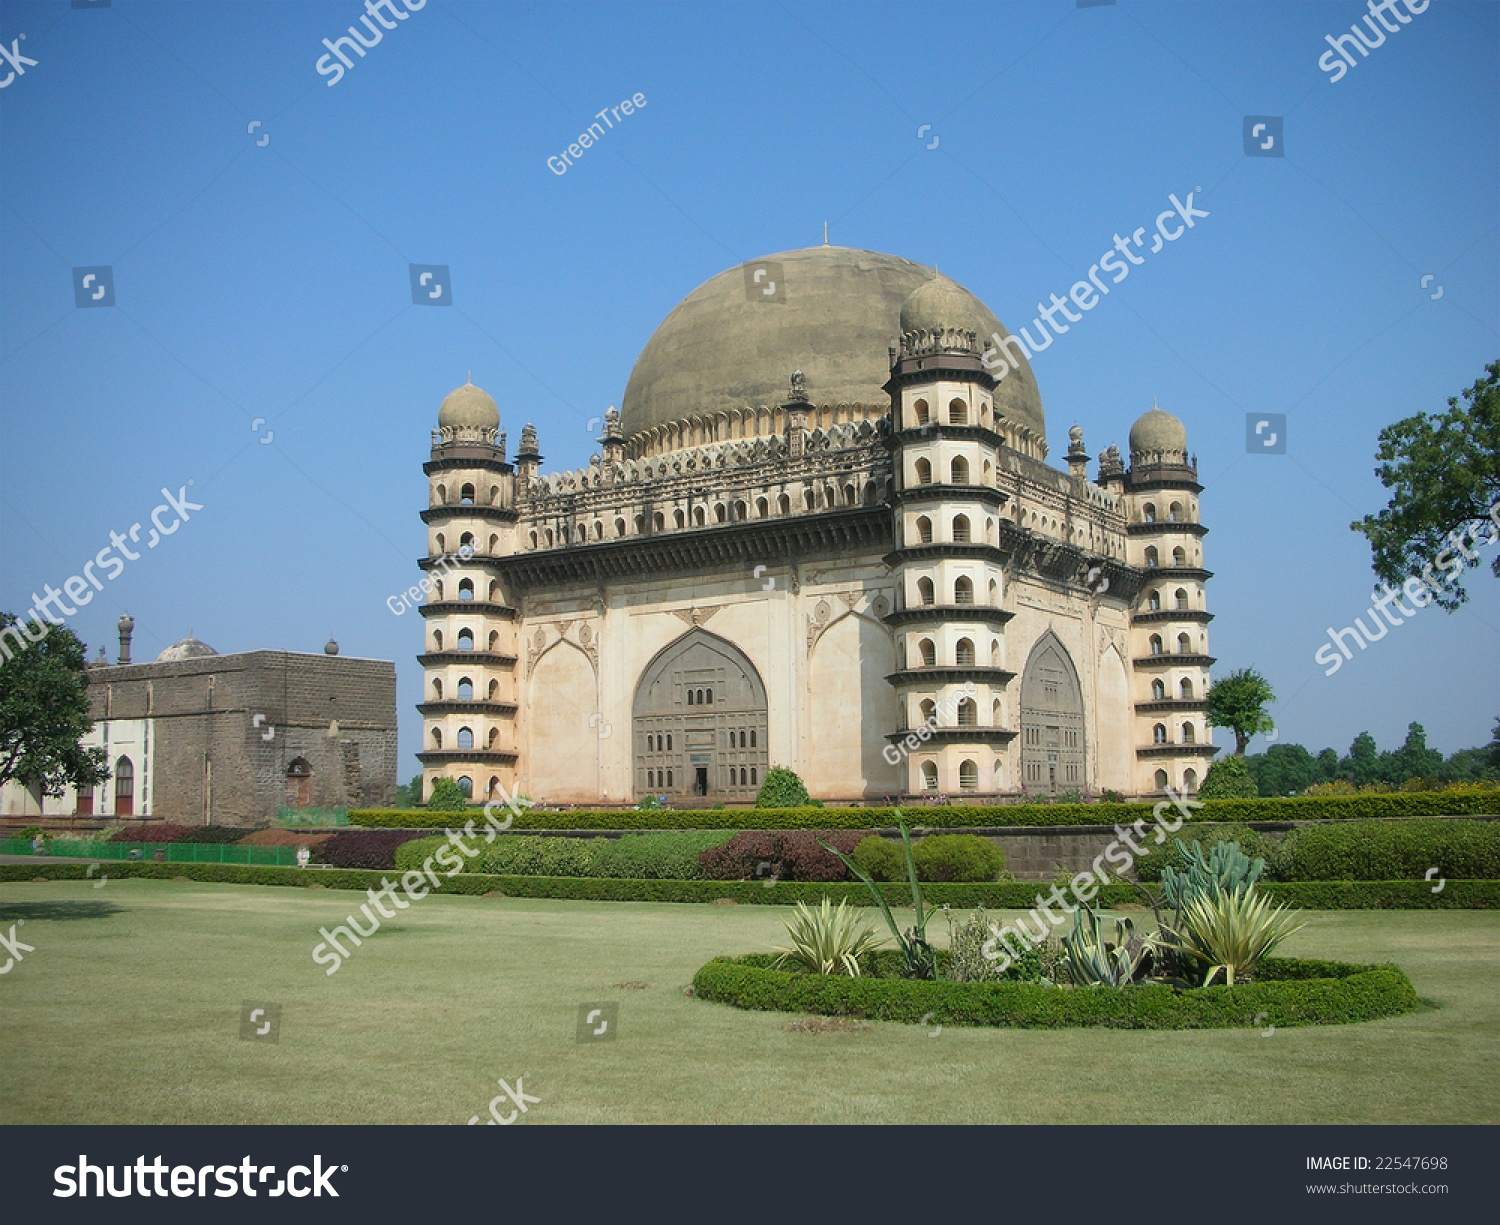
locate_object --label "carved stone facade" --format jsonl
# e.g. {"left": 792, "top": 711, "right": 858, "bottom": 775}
{"left": 416, "top": 246, "right": 1215, "bottom": 805}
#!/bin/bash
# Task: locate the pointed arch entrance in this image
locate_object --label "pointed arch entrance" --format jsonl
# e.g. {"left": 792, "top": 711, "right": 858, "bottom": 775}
{"left": 633, "top": 628, "right": 768, "bottom": 802}
{"left": 1019, "top": 631, "right": 1085, "bottom": 795}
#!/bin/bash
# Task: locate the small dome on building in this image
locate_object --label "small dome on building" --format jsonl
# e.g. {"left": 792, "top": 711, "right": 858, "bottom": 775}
{"left": 898, "top": 275, "right": 986, "bottom": 335}
{"left": 1128, "top": 403, "right": 1187, "bottom": 458}
{"left": 156, "top": 634, "right": 218, "bottom": 662}
{"left": 325, "top": 638, "right": 340, "bottom": 656}
{"left": 438, "top": 381, "right": 500, "bottom": 431}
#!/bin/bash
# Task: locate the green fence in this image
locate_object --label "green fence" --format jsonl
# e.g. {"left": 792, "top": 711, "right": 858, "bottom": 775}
{"left": 0, "top": 839, "right": 299, "bottom": 866}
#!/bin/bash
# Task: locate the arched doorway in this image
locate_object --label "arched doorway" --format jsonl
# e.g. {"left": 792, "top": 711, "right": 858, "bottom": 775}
{"left": 633, "top": 628, "right": 767, "bottom": 802}
{"left": 285, "top": 758, "right": 312, "bottom": 808}
{"left": 1019, "top": 631, "right": 1085, "bottom": 795}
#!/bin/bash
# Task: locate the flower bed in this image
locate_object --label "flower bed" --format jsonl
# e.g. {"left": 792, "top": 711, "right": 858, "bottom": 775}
{"left": 690, "top": 952, "right": 1419, "bottom": 1030}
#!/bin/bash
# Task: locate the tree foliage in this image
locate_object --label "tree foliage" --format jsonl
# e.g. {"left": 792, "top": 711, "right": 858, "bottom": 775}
{"left": 1198, "top": 755, "right": 1259, "bottom": 799}
{"left": 1244, "top": 721, "right": 1499, "bottom": 795}
{"left": 1204, "top": 667, "right": 1275, "bottom": 756}
{"left": 755, "top": 766, "right": 811, "bottom": 809}
{"left": 1352, "top": 360, "right": 1500, "bottom": 610}
{"left": 426, "top": 777, "right": 468, "bottom": 811}
{"left": 0, "top": 615, "right": 109, "bottom": 797}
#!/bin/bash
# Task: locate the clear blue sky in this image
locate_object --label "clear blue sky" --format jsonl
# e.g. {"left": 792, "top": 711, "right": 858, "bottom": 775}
{"left": 2, "top": 0, "right": 1497, "bottom": 780}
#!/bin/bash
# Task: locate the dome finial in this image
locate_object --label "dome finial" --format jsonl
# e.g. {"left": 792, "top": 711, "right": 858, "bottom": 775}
{"left": 822, "top": 221, "right": 828, "bottom": 246}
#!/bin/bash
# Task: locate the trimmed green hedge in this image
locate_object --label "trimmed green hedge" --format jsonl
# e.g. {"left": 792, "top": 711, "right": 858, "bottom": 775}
{"left": 347, "top": 791, "right": 1497, "bottom": 830}
{"left": 4, "top": 861, "right": 1498, "bottom": 908}
{"left": 1276, "top": 819, "right": 1500, "bottom": 881}
{"left": 690, "top": 953, "right": 1419, "bottom": 1029}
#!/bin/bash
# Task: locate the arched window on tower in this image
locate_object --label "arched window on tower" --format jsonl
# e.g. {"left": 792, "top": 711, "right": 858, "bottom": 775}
{"left": 1179, "top": 678, "right": 1194, "bottom": 699}
{"left": 457, "top": 776, "right": 473, "bottom": 797}
{"left": 921, "top": 761, "right": 939, "bottom": 791}
{"left": 952, "top": 514, "right": 970, "bottom": 543}
{"left": 1143, "top": 503, "right": 1156, "bottom": 524}
{"left": 916, "top": 516, "right": 933, "bottom": 544}
{"left": 694, "top": 507, "right": 706, "bottom": 526}
{"left": 913, "top": 399, "right": 930, "bottom": 425}
{"left": 777, "top": 494, "right": 790, "bottom": 516}
{"left": 1172, "top": 546, "right": 1187, "bottom": 567}
{"left": 954, "top": 576, "right": 974, "bottom": 605}
{"left": 959, "top": 759, "right": 978, "bottom": 790}
{"left": 458, "top": 579, "right": 474, "bottom": 601}
{"left": 431, "top": 728, "right": 443, "bottom": 749}
{"left": 1175, "top": 588, "right": 1190, "bottom": 610}
{"left": 1169, "top": 501, "right": 1183, "bottom": 522}
{"left": 457, "top": 727, "right": 474, "bottom": 750}
{"left": 1144, "top": 546, "right": 1159, "bottom": 568}
{"left": 114, "top": 756, "right": 135, "bottom": 816}
{"left": 615, "top": 518, "right": 626, "bottom": 537}
{"left": 988, "top": 578, "right": 998, "bottom": 605}
{"left": 457, "top": 677, "right": 473, "bottom": 700}
{"left": 803, "top": 488, "right": 815, "bottom": 511}
{"left": 1153, "top": 723, "right": 1167, "bottom": 745}
{"left": 948, "top": 399, "right": 968, "bottom": 425}
{"left": 433, "top": 678, "right": 444, "bottom": 699}
{"left": 457, "top": 629, "right": 474, "bottom": 651}
{"left": 488, "top": 679, "right": 499, "bottom": 700}
{"left": 1176, "top": 633, "right": 1192, "bottom": 655}
{"left": 1149, "top": 634, "right": 1163, "bottom": 655}
{"left": 460, "top": 483, "right": 475, "bottom": 505}
{"left": 1151, "top": 678, "right": 1165, "bottom": 700}
{"left": 715, "top": 504, "right": 727, "bottom": 523}
{"left": 915, "top": 458, "right": 932, "bottom": 486}
{"left": 432, "top": 629, "right": 444, "bottom": 650}
{"left": 990, "top": 639, "right": 1000, "bottom": 667}
{"left": 843, "top": 484, "right": 856, "bottom": 506}
{"left": 918, "top": 638, "right": 936, "bottom": 667}
{"left": 1183, "top": 767, "right": 1198, "bottom": 792}
{"left": 634, "top": 515, "right": 645, "bottom": 534}
{"left": 957, "top": 698, "right": 977, "bottom": 726}
{"left": 1181, "top": 723, "right": 1196, "bottom": 743}
{"left": 756, "top": 498, "right": 768, "bottom": 519}
{"left": 1148, "top": 590, "right": 1161, "bottom": 611}
{"left": 955, "top": 637, "right": 975, "bottom": 666}
{"left": 919, "top": 699, "right": 936, "bottom": 724}
{"left": 917, "top": 577, "right": 935, "bottom": 606}
{"left": 1154, "top": 769, "right": 1169, "bottom": 791}
{"left": 951, "top": 456, "right": 969, "bottom": 484}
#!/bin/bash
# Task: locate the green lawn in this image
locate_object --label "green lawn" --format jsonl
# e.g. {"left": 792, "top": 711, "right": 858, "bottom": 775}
{"left": 1, "top": 878, "right": 1496, "bottom": 1125}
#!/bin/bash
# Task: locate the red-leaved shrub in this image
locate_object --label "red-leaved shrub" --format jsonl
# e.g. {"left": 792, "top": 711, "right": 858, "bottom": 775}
{"left": 698, "top": 830, "right": 866, "bottom": 881}
{"left": 315, "top": 830, "right": 431, "bottom": 870}
{"left": 110, "top": 825, "right": 195, "bottom": 843}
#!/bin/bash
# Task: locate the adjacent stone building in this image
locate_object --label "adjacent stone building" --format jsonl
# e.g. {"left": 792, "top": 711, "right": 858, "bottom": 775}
{"left": 1, "top": 618, "right": 398, "bottom": 824}
{"left": 416, "top": 244, "right": 1219, "bottom": 806}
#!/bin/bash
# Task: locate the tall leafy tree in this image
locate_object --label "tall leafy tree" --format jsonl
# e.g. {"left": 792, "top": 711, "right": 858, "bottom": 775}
{"left": 1352, "top": 360, "right": 1500, "bottom": 610}
{"left": 1249, "top": 742, "right": 1318, "bottom": 796}
{"left": 0, "top": 615, "right": 109, "bottom": 797}
{"left": 1315, "top": 747, "right": 1340, "bottom": 783}
{"left": 1389, "top": 721, "right": 1444, "bottom": 782}
{"left": 1204, "top": 667, "right": 1275, "bottom": 756}
{"left": 1341, "top": 731, "right": 1382, "bottom": 786}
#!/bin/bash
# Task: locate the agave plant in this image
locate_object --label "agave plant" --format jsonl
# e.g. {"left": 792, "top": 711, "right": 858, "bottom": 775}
{"left": 1160, "top": 838, "right": 1265, "bottom": 915}
{"left": 1154, "top": 887, "right": 1304, "bottom": 986}
{"left": 820, "top": 814, "right": 940, "bottom": 979}
{"left": 1059, "top": 902, "right": 1149, "bottom": 987}
{"left": 771, "top": 897, "right": 887, "bottom": 976}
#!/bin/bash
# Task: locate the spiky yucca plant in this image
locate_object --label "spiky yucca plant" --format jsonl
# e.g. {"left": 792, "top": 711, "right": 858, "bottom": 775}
{"left": 771, "top": 897, "right": 888, "bottom": 977}
{"left": 1156, "top": 888, "right": 1305, "bottom": 986}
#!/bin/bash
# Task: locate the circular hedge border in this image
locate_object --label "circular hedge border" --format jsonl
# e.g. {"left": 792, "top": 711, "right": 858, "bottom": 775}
{"left": 691, "top": 954, "right": 1419, "bottom": 1030}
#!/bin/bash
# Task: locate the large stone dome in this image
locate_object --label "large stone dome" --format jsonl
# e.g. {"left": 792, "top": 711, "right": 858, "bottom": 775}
{"left": 438, "top": 382, "right": 500, "bottom": 430}
{"left": 1128, "top": 403, "right": 1188, "bottom": 459}
{"left": 156, "top": 634, "right": 217, "bottom": 663}
{"left": 620, "top": 246, "right": 1045, "bottom": 442}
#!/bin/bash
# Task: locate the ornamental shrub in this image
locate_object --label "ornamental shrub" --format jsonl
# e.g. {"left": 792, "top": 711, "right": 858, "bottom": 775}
{"left": 755, "top": 766, "right": 811, "bottom": 808}
{"left": 853, "top": 836, "right": 905, "bottom": 882}
{"left": 426, "top": 778, "right": 469, "bottom": 812}
{"left": 698, "top": 830, "right": 864, "bottom": 881}
{"left": 587, "top": 831, "right": 735, "bottom": 879}
{"left": 912, "top": 834, "right": 1005, "bottom": 882}
{"left": 1199, "top": 756, "right": 1258, "bottom": 799}
{"left": 1276, "top": 818, "right": 1500, "bottom": 881}
{"left": 475, "top": 835, "right": 602, "bottom": 877}
{"left": 315, "top": 829, "right": 431, "bottom": 870}
{"left": 174, "top": 825, "right": 257, "bottom": 844}
{"left": 110, "top": 824, "right": 196, "bottom": 843}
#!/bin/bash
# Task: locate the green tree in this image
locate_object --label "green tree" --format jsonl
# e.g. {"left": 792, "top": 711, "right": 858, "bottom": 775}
{"left": 393, "top": 773, "right": 423, "bottom": 808}
{"left": 1340, "top": 731, "right": 1382, "bottom": 786}
{"left": 426, "top": 777, "right": 468, "bottom": 811}
{"left": 1352, "top": 360, "right": 1500, "bottom": 611}
{"left": 1390, "top": 721, "right": 1444, "bottom": 782}
{"left": 1490, "top": 717, "right": 1500, "bottom": 771}
{"left": 1248, "top": 742, "right": 1319, "bottom": 796}
{"left": 0, "top": 615, "right": 110, "bottom": 798}
{"left": 755, "top": 766, "right": 811, "bottom": 808}
{"left": 1204, "top": 667, "right": 1275, "bottom": 756}
{"left": 1315, "top": 747, "right": 1340, "bottom": 784}
{"left": 1198, "top": 755, "right": 1258, "bottom": 799}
